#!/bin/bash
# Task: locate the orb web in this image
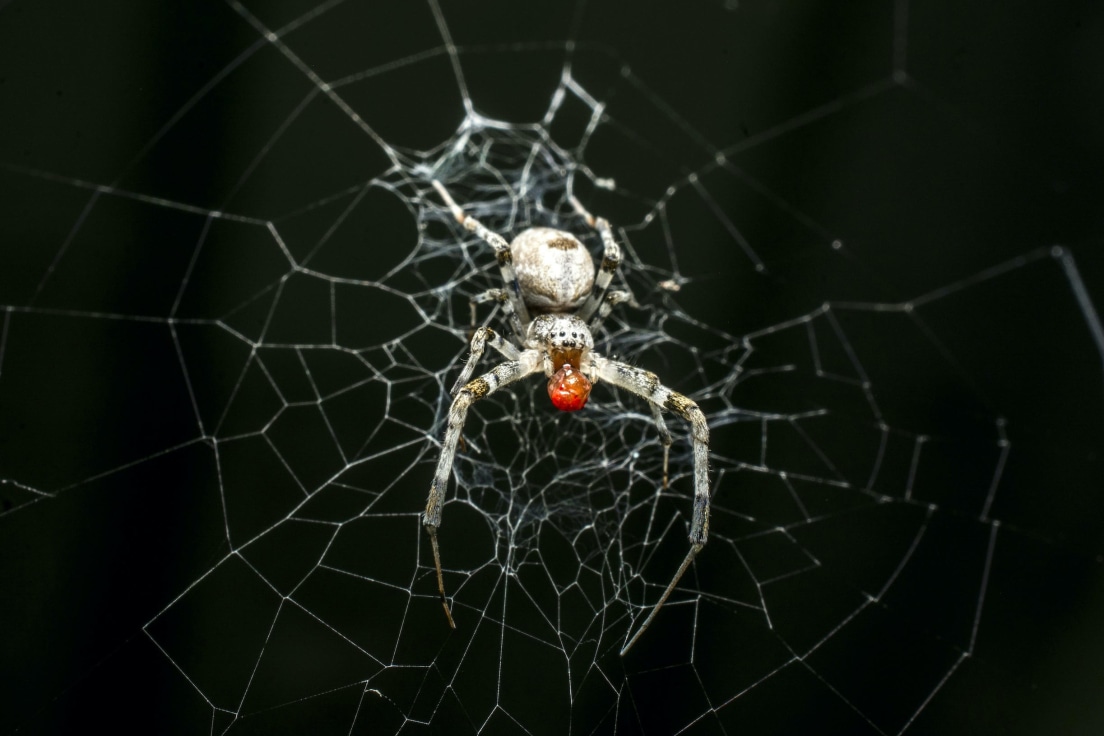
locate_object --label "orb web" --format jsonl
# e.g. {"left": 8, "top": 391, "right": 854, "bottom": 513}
{"left": 1, "top": 1, "right": 1102, "bottom": 735}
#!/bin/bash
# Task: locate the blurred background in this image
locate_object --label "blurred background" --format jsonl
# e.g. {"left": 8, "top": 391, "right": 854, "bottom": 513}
{"left": 1, "top": 1, "right": 1102, "bottom": 734}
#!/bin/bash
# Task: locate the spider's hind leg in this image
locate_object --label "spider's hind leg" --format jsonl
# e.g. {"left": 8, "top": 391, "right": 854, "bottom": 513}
{"left": 433, "top": 180, "right": 532, "bottom": 329}
{"left": 570, "top": 195, "right": 624, "bottom": 325}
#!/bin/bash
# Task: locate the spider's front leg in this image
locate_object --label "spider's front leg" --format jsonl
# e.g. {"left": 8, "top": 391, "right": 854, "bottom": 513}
{"left": 589, "top": 355, "right": 711, "bottom": 655}
{"left": 424, "top": 352, "right": 540, "bottom": 629}
{"left": 449, "top": 325, "right": 521, "bottom": 396}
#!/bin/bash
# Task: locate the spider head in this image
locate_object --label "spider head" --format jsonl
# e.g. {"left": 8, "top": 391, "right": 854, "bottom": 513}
{"left": 530, "top": 314, "right": 594, "bottom": 412}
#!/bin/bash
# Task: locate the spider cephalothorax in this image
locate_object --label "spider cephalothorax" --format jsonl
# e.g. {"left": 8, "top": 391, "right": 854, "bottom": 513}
{"left": 531, "top": 313, "right": 595, "bottom": 411}
{"left": 423, "top": 180, "right": 711, "bottom": 655}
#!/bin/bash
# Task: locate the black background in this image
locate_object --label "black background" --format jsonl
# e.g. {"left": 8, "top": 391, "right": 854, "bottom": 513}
{"left": 2, "top": 1, "right": 1103, "bottom": 734}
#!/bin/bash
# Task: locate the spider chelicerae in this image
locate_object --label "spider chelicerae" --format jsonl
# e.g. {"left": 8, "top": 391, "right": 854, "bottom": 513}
{"left": 424, "top": 180, "right": 710, "bottom": 655}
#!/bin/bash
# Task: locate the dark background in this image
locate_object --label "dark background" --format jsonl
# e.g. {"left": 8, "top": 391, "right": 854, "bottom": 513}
{"left": 1, "top": 1, "right": 1103, "bottom": 734}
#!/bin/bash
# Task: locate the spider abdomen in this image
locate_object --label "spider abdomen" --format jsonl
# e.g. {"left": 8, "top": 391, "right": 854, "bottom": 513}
{"left": 511, "top": 227, "right": 596, "bottom": 312}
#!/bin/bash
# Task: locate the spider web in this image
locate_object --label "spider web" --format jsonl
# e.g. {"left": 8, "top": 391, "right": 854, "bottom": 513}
{"left": 2, "top": 1, "right": 1103, "bottom": 734}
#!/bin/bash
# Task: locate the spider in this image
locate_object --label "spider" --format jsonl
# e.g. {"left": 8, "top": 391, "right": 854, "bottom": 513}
{"left": 424, "top": 180, "right": 710, "bottom": 655}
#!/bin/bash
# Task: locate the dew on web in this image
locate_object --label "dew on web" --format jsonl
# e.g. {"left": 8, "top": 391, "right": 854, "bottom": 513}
{"left": 1, "top": 1, "right": 1102, "bottom": 734}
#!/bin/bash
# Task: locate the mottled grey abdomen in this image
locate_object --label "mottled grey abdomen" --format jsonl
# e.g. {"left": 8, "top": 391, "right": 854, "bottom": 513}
{"left": 511, "top": 227, "right": 596, "bottom": 312}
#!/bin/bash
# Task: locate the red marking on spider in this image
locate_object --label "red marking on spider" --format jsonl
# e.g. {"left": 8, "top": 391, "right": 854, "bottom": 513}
{"left": 548, "top": 364, "right": 592, "bottom": 411}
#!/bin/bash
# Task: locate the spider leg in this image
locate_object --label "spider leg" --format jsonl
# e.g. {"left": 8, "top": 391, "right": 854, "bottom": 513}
{"left": 622, "top": 545, "right": 701, "bottom": 654}
{"left": 424, "top": 351, "right": 541, "bottom": 629}
{"left": 434, "top": 180, "right": 531, "bottom": 335}
{"left": 450, "top": 326, "right": 521, "bottom": 396}
{"left": 589, "top": 289, "right": 634, "bottom": 333}
{"left": 469, "top": 288, "right": 525, "bottom": 343}
{"left": 469, "top": 288, "right": 505, "bottom": 329}
{"left": 648, "top": 402, "right": 673, "bottom": 489}
{"left": 589, "top": 354, "right": 710, "bottom": 655}
{"left": 570, "top": 195, "right": 623, "bottom": 326}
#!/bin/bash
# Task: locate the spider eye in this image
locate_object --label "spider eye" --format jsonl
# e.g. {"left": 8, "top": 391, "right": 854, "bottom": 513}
{"left": 547, "top": 364, "right": 592, "bottom": 412}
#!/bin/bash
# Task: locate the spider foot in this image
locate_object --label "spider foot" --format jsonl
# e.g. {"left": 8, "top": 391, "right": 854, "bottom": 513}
{"left": 427, "top": 524, "right": 457, "bottom": 630}
{"left": 620, "top": 543, "right": 702, "bottom": 656}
